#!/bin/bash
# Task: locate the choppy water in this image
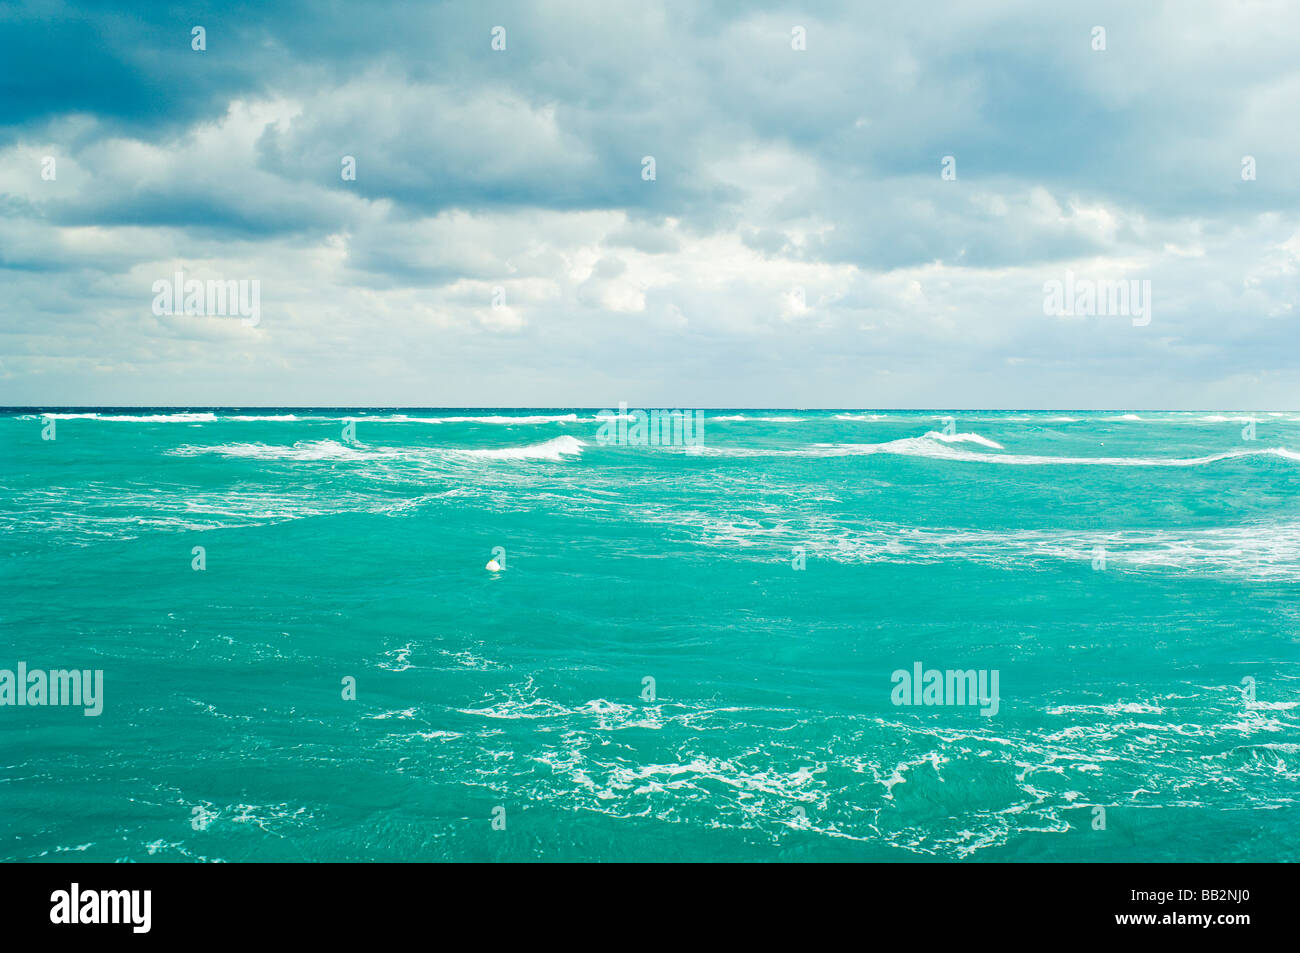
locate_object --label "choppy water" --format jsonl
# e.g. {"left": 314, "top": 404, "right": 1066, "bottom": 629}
{"left": 2, "top": 409, "right": 1297, "bottom": 861}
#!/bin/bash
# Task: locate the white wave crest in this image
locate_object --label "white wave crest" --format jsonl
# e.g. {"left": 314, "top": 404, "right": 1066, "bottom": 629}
{"left": 379, "top": 414, "right": 579, "bottom": 425}
{"left": 30, "top": 412, "right": 218, "bottom": 422}
{"left": 168, "top": 435, "right": 585, "bottom": 463}
{"left": 20, "top": 411, "right": 580, "bottom": 425}
{"left": 898, "top": 445, "right": 1300, "bottom": 467}
{"left": 710, "top": 414, "right": 805, "bottom": 422}
{"left": 169, "top": 439, "right": 364, "bottom": 461}
{"left": 449, "top": 435, "right": 585, "bottom": 460}
{"left": 923, "top": 430, "right": 1005, "bottom": 449}
{"left": 690, "top": 434, "right": 1300, "bottom": 467}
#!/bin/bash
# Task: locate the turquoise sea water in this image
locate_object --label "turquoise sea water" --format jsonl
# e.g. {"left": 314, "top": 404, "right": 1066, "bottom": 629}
{"left": 1, "top": 409, "right": 1297, "bottom": 862}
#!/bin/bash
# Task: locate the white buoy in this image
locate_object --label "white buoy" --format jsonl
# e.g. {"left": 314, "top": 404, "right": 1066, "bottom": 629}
{"left": 486, "top": 559, "right": 502, "bottom": 572}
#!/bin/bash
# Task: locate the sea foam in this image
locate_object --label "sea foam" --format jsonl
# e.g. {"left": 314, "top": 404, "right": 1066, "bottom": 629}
{"left": 168, "top": 435, "right": 585, "bottom": 463}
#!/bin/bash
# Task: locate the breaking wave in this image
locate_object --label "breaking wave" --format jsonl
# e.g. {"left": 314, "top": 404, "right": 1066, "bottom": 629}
{"left": 168, "top": 435, "right": 586, "bottom": 463}
{"left": 688, "top": 432, "right": 1300, "bottom": 467}
{"left": 28, "top": 412, "right": 218, "bottom": 423}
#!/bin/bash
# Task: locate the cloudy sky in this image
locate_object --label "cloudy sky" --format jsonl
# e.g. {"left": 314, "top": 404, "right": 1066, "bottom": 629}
{"left": 1, "top": 1, "right": 1297, "bottom": 408}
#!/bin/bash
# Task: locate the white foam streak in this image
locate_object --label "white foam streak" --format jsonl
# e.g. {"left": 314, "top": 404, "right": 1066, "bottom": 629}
{"left": 449, "top": 435, "right": 585, "bottom": 460}
{"left": 923, "top": 430, "right": 1005, "bottom": 449}
{"left": 168, "top": 435, "right": 585, "bottom": 463}
{"left": 380, "top": 414, "right": 579, "bottom": 424}
{"left": 690, "top": 434, "right": 1300, "bottom": 467}
{"left": 19, "top": 412, "right": 579, "bottom": 425}
{"left": 32, "top": 412, "right": 218, "bottom": 422}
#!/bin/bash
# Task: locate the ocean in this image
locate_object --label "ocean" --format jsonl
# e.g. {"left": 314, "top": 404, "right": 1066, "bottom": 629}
{"left": 1, "top": 409, "right": 1297, "bottom": 862}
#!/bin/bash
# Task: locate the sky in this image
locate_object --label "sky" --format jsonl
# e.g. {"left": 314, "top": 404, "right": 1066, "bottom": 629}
{"left": 1, "top": 0, "right": 1297, "bottom": 408}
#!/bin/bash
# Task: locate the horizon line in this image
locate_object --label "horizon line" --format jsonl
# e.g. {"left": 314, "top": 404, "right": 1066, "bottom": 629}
{"left": 3, "top": 407, "right": 1298, "bottom": 413}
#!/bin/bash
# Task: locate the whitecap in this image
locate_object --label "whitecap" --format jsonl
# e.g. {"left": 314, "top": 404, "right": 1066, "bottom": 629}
{"left": 30, "top": 412, "right": 218, "bottom": 423}
{"left": 168, "top": 435, "right": 585, "bottom": 463}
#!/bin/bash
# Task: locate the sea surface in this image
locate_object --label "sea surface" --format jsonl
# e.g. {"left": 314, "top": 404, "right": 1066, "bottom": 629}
{"left": 1, "top": 409, "right": 1297, "bottom": 862}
